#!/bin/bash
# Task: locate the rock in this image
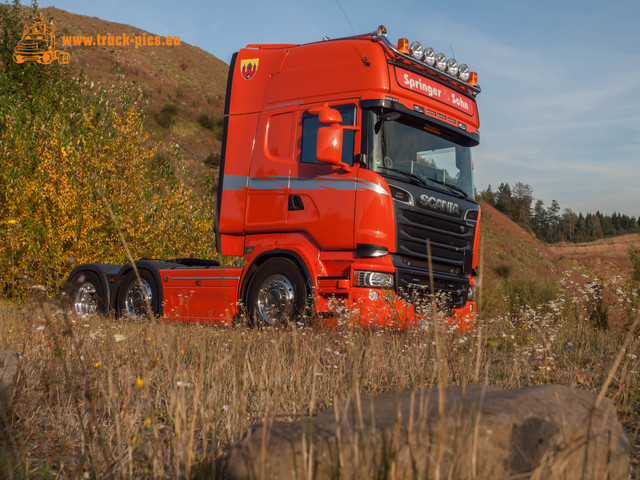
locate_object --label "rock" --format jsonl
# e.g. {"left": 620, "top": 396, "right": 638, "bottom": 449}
{"left": 227, "top": 384, "right": 630, "bottom": 480}
{"left": 0, "top": 351, "right": 20, "bottom": 414}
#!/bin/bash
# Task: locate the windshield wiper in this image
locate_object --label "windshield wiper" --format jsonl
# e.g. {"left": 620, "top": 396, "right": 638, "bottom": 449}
{"left": 420, "top": 177, "right": 469, "bottom": 200}
{"left": 377, "top": 167, "right": 470, "bottom": 199}
{"left": 377, "top": 167, "right": 427, "bottom": 187}
{"left": 440, "top": 181, "right": 469, "bottom": 199}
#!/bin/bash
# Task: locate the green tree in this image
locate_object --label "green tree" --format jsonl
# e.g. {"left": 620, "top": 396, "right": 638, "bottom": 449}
{"left": 495, "top": 183, "right": 513, "bottom": 215}
{"left": 546, "top": 200, "right": 561, "bottom": 242}
{"left": 511, "top": 182, "right": 533, "bottom": 227}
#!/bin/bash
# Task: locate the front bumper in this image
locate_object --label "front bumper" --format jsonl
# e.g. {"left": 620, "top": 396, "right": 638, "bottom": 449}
{"left": 315, "top": 283, "right": 476, "bottom": 331}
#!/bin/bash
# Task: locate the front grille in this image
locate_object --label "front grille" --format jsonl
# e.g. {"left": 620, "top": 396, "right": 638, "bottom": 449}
{"left": 395, "top": 264, "right": 468, "bottom": 307}
{"left": 394, "top": 202, "right": 476, "bottom": 307}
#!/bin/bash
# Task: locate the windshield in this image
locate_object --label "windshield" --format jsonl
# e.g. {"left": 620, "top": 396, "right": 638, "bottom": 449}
{"left": 366, "top": 111, "right": 475, "bottom": 200}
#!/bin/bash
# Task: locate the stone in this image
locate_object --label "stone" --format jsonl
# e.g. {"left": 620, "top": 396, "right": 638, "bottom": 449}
{"left": 226, "top": 384, "right": 630, "bottom": 480}
{"left": 0, "top": 351, "right": 20, "bottom": 414}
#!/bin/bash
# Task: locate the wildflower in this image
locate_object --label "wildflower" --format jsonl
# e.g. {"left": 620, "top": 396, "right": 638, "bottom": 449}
{"left": 94, "top": 362, "right": 101, "bottom": 368}
{"left": 144, "top": 417, "right": 152, "bottom": 425}
{"left": 114, "top": 334, "right": 126, "bottom": 342}
{"left": 36, "top": 325, "right": 45, "bottom": 332}
{"left": 135, "top": 377, "right": 144, "bottom": 388}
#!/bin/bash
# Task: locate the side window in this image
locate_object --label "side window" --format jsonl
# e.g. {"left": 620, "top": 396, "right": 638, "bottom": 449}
{"left": 300, "top": 104, "right": 356, "bottom": 166}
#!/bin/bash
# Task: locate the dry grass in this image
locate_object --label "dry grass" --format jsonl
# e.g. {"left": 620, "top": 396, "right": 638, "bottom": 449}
{"left": 0, "top": 271, "right": 638, "bottom": 478}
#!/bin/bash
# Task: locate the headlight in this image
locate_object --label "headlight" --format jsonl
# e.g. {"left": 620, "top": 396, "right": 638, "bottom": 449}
{"left": 446, "top": 58, "right": 458, "bottom": 77}
{"left": 354, "top": 271, "right": 394, "bottom": 288}
{"left": 458, "top": 63, "right": 470, "bottom": 81}
{"left": 409, "top": 41, "right": 423, "bottom": 60}
{"left": 435, "top": 52, "right": 447, "bottom": 71}
{"left": 423, "top": 47, "right": 436, "bottom": 66}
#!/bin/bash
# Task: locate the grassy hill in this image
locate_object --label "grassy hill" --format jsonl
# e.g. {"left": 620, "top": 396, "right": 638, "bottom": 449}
{"left": 43, "top": 6, "right": 229, "bottom": 188}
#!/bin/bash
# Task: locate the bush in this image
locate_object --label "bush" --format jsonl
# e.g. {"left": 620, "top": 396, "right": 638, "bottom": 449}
{"left": 204, "top": 152, "right": 220, "bottom": 168}
{"left": 495, "top": 264, "right": 512, "bottom": 279}
{"left": 197, "top": 113, "right": 215, "bottom": 131}
{"left": 155, "top": 103, "right": 178, "bottom": 128}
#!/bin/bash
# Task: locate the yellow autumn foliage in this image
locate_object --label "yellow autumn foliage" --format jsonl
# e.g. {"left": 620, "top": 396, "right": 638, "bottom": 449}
{"left": 0, "top": 76, "right": 217, "bottom": 297}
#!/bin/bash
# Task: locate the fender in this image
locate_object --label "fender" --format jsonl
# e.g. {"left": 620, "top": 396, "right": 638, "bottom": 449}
{"left": 240, "top": 248, "right": 315, "bottom": 307}
{"left": 63, "top": 263, "right": 121, "bottom": 314}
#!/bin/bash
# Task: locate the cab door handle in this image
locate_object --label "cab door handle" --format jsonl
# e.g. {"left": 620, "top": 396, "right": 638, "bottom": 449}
{"left": 288, "top": 195, "right": 304, "bottom": 211}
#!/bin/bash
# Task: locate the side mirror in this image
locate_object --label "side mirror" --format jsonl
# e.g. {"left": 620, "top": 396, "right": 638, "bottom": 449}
{"left": 309, "top": 104, "right": 342, "bottom": 125}
{"left": 317, "top": 124, "right": 344, "bottom": 167}
{"left": 311, "top": 104, "right": 352, "bottom": 172}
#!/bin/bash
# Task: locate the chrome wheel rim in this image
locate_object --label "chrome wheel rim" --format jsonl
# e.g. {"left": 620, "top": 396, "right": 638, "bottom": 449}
{"left": 74, "top": 282, "right": 98, "bottom": 314}
{"left": 124, "top": 279, "right": 152, "bottom": 317}
{"left": 256, "top": 274, "right": 294, "bottom": 324}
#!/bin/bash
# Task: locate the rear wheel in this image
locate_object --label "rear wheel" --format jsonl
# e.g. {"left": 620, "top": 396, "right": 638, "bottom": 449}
{"left": 66, "top": 271, "right": 104, "bottom": 314}
{"left": 117, "top": 269, "right": 159, "bottom": 319}
{"left": 246, "top": 258, "right": 309, "bottom": 326}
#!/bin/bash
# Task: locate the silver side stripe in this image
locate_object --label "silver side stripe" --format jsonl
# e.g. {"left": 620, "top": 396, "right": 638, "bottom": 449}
{"left": 168, "top": 276, "right": 241, "bottom": 281}
{"left": 223, "top": 174, "right": 390, "bottom": 196}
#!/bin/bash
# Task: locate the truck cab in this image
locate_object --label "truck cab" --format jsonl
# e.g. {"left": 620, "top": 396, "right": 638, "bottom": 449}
{"left": 215, "top": 26, "right": 481, "bottom": 328}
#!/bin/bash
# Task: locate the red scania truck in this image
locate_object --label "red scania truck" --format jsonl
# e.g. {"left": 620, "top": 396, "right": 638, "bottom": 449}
{"left": 65, "top": 26, "right": 482, "bottom": 329}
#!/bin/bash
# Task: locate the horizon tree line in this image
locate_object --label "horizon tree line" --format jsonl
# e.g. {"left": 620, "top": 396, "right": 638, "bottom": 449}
{"left": 480, "top": 182, "right": 640, "bottom": 244}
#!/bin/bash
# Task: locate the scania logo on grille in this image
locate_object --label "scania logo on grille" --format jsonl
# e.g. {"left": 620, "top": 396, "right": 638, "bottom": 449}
{"left": 419, "top": 194, "right": 460, "bottom": 215}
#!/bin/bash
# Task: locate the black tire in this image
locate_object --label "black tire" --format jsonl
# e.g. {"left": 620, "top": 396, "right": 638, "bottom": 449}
{"left": 246, "top": 258, "right": 309, "bottom": 326}
{"left": 65, "top": 271, "right": 105, "bottom": 315}
{"left": 117, "top": 269, "right": 159, "bottom": 319}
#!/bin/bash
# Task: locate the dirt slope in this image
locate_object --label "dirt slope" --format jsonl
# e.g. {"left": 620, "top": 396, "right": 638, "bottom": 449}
{"left": 479, "top": 201, "right": 564, "bottom": 281}
{"left": 41, "top": 6, "right": 229, "bottom": 181}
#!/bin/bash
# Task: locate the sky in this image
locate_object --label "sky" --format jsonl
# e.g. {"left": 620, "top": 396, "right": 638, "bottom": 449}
{"left": 31, "top": 0, "right": 640, "bottom": 216}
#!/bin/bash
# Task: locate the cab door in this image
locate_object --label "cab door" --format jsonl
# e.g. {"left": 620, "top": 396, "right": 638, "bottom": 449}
{"left": 244, "top": 111, "right": 295, "bottom": 232}
{"left": 286, "top": 103, "right": 359, "bottom": 250}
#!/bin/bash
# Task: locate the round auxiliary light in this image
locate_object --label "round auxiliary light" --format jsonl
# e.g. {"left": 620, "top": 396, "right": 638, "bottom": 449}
{"left": 435, "top": 52, "right": 447, "bottom": 71}
{"left": 409, "top": 41, "right": 423, "bottom": 60}
{"left": 458, "top": 63, "right": 470, "bottom": 82}
{"left": 447, "top": 58, "right": 458, "bottom": 77}
{"left": 423, "top": 47, "right": 436, "bottom": 66}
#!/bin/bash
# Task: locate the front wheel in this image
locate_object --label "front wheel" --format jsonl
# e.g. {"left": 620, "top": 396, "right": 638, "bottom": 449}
{"left": 246, "top": 258, "right": 309, "bottom": 326}
{"left": 117, "top": 269, "right": 159, "bottom": 319}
